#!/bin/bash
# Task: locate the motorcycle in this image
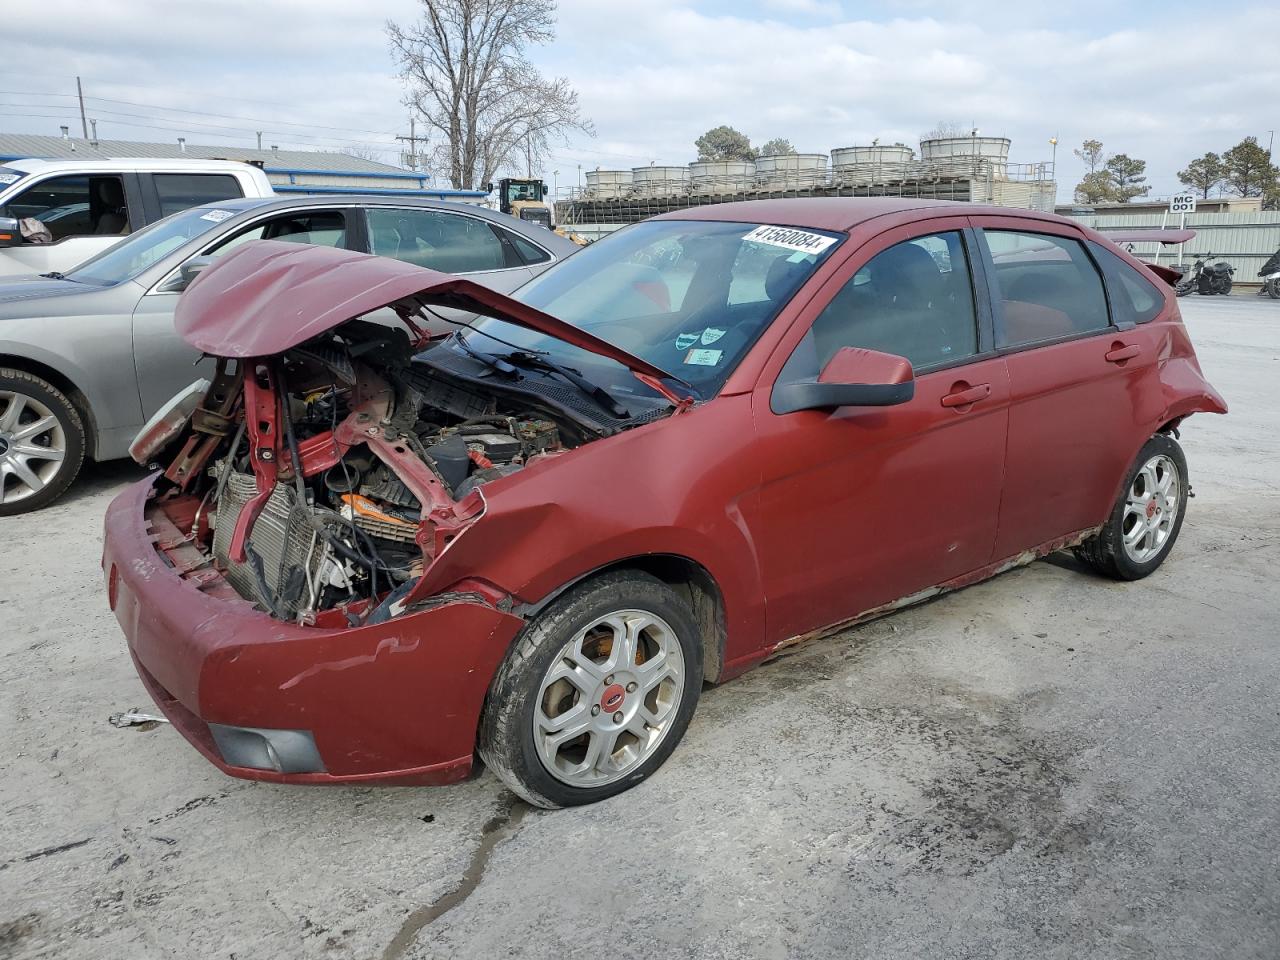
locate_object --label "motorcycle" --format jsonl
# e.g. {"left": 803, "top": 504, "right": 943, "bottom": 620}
{"left": 1174, "top": 253, "right": 1234, "bottom": 297}
{"left": 1259, "top": 247, "right": 1280, "bottom": 300}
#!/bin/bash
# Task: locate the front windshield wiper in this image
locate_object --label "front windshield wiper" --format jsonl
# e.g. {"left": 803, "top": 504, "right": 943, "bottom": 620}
{"left": 496, "top": 350, "right": 631, "bottom": 419}
{"left": 451, "top": 331, "right": 519, "bottom": 379}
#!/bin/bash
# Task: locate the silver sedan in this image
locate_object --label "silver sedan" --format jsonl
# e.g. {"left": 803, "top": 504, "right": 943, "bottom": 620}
{"left": 0, "top": 194, "right": 579, "bottom": 513}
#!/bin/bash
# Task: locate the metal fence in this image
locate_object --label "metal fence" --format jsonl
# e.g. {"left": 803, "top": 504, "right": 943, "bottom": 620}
{"left": 1068, "top": 210, "right": 1280, "bottom": 283}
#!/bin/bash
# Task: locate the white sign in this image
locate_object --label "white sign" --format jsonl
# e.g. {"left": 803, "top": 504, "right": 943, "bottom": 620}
{"left": 1169, "top": 194, "right": 1197, "bottom": 214}
{"left": 742, "top": 224, "right": 838, "bottom": 256}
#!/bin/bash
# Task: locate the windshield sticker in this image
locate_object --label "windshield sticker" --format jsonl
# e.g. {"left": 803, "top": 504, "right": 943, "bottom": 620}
{"left": 674, "top": 332, "right": 699, "bottom": 350}
{"left": 200, "top": 209, "right": 234, "bottom": 223}
{"left": 684, "top": 348, "right": 722, "bottom": 366}
{"left": 0, "top": 173, "right": 20, "bottom": 185}
{"left": 700, "top": 327, "right": 725, "bottom": 345}
{"left": 743, "top": 224, "right": 837, "bottom": 256}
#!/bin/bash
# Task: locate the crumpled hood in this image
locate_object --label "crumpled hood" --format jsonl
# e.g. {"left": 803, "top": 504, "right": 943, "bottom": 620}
{"left": 0, "top": 276, "right": 92, "bottom": 307}
{"left": 174, "top": 239, "right": 673, "bottom": 381}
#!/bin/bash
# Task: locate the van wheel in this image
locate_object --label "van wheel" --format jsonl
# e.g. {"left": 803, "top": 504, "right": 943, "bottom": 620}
{"left": 479, "top": 571, "right": 703, "bottom": 808}
{"left": 1075, "top": 434, "right": 1187, "bottom": 581}
{"left": 0, "top": 369, "right": 85, "bottom": 515}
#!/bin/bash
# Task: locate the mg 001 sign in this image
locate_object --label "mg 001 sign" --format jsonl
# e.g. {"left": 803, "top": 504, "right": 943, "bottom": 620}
{"left": 1169, "top": 194, "right": 1197, "bottom": 214}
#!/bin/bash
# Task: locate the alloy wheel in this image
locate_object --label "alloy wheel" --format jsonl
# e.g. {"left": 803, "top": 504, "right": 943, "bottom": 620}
{"left": 0, "top": 391, "right": 68, "bottom": 506}
{"left": 534, "top": 609, "right": 686, "bottom": 788}
{"left": 1121, "top": 454, "right": 1180, "bottom": 564}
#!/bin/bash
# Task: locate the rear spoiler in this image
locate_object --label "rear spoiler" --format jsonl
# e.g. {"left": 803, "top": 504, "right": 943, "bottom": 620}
{"left": 1102, "top": 228, "right": 1196, "bottom": 246}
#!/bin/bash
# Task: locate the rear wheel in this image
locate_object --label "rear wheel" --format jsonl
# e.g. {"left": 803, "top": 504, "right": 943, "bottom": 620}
{"left": 1220, "top": 278, "right": 1233, "bottom": 296}
{"left": 1075, "top": 434, "right": 1187, "bottom": 580}
{"left": 0, "top": 369, "right": 85, "bottom": 515}
{"left": 479, "top": 571, "right": 703, "bottom": 808}
{"left": 1267, "top": 278, "right": 1280, "bottom": 299}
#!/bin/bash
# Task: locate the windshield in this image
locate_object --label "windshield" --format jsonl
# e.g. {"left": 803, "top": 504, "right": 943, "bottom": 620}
{"left": 66, "top": 205, "right": 241, "bottom": 285}
{"left": 0, "top": 166, "right": 26, "bottom": 191}
{"left": 452, "top": 219, "right": 841, "bottom": 402}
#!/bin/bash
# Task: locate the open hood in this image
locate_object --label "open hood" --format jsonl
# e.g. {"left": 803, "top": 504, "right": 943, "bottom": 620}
{"left": 174, "top": 239, "right": 674, "bottom": 382}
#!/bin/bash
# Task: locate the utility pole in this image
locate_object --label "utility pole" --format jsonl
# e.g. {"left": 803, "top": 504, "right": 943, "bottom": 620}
{"left": 75, "top": 76, "right": 88, "bottom": 140}
{"left": 256, "top": 131, "right": 263, "bottom": 150}
{"left": 1268, "top": 130, "right": 1275, "bottom": 160}
{"left": 396, "top": 116, "right": 427, "bottom": 172}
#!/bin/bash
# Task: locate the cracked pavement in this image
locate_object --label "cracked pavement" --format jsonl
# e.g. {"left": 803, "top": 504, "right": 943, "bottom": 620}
{"left": 2, "top": 295, "right": 1278, "bottom": 959}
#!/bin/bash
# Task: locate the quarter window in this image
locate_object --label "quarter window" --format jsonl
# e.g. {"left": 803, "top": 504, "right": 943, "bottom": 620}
{"left": 1089, "top": 243, "right": 1164, "bottom": 325}
{"left": 508, "top": 230, "right": 551, "bottom": 265}
{"left": 778, "top": 230, "right": 980, "bottom": 381}
{"left": 153, "top": 174, "right": 243, "bottom": 217}
{"left": 982, "top": 230, "right": 1110, "bottom": 347}
{"left": 366, "top": 208, "right": 507, "bottom": 273}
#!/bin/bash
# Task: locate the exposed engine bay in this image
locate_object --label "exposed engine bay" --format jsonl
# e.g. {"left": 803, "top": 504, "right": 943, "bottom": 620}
{"left": 141, "top": 321, "right": 594, "bottom": 625}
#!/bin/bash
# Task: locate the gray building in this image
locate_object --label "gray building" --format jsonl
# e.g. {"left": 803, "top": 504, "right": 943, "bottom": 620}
{"left": 0, "top": 133, "right": 486, "bottom": 202}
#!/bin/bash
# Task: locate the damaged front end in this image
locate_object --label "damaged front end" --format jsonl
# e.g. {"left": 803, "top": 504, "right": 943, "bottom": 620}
{"left": 132, "top": 240, "right": 683, "bottom": 627}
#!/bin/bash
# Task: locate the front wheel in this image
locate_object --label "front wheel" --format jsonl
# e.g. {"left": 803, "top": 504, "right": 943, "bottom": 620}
{"left": 1219, "top": 278, "right": 1233, "bottom": 296}
{"left": 1267, "top": 278, "right": 1280, "bottom": 299}
{"left": 1075, "top": 434, "right": 1188, "bottom": 580}
{"left": 479, "top": 571, "right": 704, "bottom": 808}
{"left": 0, "top": 369, "right": 86, "bottom": 515}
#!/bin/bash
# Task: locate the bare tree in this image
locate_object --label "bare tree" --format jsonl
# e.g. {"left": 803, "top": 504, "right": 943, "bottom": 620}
{"left": 923, "top": 121, "right": 971, "bottom": 140}
{"left": 341, "top": 144, "right": 393, "bottom": 163}
{"left": 387, "top": 0, "right": 593, "bottom": 190}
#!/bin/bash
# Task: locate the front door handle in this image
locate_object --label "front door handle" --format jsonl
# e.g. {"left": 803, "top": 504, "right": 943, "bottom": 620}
{"left": 1105, "top": 343, "right": 1142, "bottom": 364}
{"left": 940, "top": 383, "right": 991, "bottom": 408}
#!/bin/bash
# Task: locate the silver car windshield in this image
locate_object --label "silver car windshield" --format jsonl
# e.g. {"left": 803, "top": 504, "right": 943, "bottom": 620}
{"left": 67, "top": 206, "right": 242, "bottom": 286}
{"left": 456, "top": 219, "right": 842, "bottom": 400}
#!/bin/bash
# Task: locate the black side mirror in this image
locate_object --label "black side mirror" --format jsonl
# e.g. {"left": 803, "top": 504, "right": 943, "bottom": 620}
{"left": 773, "top": 347, "right": 915, "bottom": 414}
{"left": 157, "top": 255, "right": 215, "bottom": 294}
{"left": 0, "top": 216, "right": 24, "bottom": 247}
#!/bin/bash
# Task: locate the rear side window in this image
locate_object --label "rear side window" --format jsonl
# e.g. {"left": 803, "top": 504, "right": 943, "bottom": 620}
{"left": 778, "top": 230, "right": 980, "bottom": 380}
{"left": 1089, "top": 243, "right": 1164, "bottom": 324}
{"left": 154, "top": 174, "right": 243, "bottom": 217}
{"left": 983, "top": 230, "right": 1110, "bottom": 348}
{"left": 366, "top": 208, "right": 507, "bottom": 273}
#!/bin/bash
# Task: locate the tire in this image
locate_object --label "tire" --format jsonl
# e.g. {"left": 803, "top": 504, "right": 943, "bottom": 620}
{"left": 1267, "top": 278, "right": 1280, "bottom": 299}
{"left": 478, "top": 570, "right": 704, "bottom": 808}
{"left": 1074, "top": 434, "right": 1188, "bottom": 581}
{"left": 1220, "top": 278, "right": 1233, "bottom": 296}
{"left": 0, "top": 368, "right": 85, "bottom": 516}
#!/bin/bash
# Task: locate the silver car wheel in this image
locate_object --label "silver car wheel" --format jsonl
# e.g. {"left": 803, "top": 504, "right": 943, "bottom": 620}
{"left": 0, "top": 391, "right": 68, "bottom": 505}
{"left": 1121, "top": 454, "right": 1180, "bottom": 564}
{"left": 534, "top": 608, "right": 686, "bottom": 789}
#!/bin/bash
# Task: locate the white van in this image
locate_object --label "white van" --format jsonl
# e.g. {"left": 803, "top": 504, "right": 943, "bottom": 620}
{"left": 0, "top": 158, "right": 274, "bottom": 277}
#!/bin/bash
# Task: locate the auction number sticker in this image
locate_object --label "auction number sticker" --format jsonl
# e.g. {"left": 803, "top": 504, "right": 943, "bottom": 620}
{"left": 742, "top": 224, "right": 837, "bottom": 255}
{"left": 0, "top": 173, "right": 19, "bottom": 185}
{"left": 200, "top": 209, "right": 234, "bottom": 222}
{"left": 684, "top": 348, "right": 722, "bottom": 366}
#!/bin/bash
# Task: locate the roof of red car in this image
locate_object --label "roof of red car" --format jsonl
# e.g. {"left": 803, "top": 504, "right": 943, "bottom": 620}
{"left": 654, "top": 197, "right": 1059, "bottom": 232}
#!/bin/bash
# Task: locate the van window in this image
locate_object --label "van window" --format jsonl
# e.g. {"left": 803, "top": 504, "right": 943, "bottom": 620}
{"left": 153, "top": 174, "right": 244, "bottom": 217}
{"left": 1, "top": 174, "right": 131, "bottom": 240}
{"left": 982, "top": 230, "right": 1110, "bottom": 347}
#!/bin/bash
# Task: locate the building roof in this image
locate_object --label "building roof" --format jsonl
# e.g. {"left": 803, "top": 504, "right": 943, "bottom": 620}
{"left": 0, "top": 133, "right": 403, "bottom": 175}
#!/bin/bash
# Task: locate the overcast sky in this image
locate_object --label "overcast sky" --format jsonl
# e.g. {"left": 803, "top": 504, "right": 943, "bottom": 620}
{"left": 4, "top": 0, "right": 1277, "bottom": 201}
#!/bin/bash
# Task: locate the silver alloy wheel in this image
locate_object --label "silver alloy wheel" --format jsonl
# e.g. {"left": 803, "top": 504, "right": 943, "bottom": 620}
{"left": 0, "top": 391, "right": 67, "bottom": 505}
{"left": 1121, "top": 453, "right": 1180, "bottom": 564}
{"left": 534, "top": 609, "right": 686, "bottom": 788}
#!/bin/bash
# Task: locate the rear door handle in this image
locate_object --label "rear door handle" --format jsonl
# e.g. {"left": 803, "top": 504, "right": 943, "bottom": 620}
{"left": 940, "top": 383, "right": 991, "bottom": 408}
{"left": 1105, "top": 344, "right": 1142, "bottom": 363}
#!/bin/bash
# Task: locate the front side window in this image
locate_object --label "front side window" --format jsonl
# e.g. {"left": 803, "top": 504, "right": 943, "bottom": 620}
{"left": 983, "top": 230, "right": 1110, "bottom": 347}
{"left": 208, "top": 210, "right": 349, "bottom": 258}
{"left": 777, "top": 230, "right": 980, "bottom": 384}
{"left": 1089, "top": 243, "right": 1164, "bottom": 325}
{"left": 441, "top": 219, "right": 842, "bottom": 401}
{"left": 366, "top": 208, "right": 507, "bottom": 273}
{"left": 1, "top": 174, "right": 130, "bottom": 240}
{"left": 154, "top": 174, "right": 243, "bottom": 217}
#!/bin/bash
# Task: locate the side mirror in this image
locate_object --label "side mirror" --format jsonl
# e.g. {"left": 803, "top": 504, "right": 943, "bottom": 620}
{"left": 0, "top": 216, "right": 24, "bottom": 247}
{"left": 157, "top": 255, "right": 215, "bottom": 294}
{"left": 772, "top": 347, "right": 915, "bottom": 414}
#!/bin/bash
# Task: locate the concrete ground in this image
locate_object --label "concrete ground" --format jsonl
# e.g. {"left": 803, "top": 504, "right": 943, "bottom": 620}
{"left": 2, "top": 295, "right": 1277, "bottom": 960}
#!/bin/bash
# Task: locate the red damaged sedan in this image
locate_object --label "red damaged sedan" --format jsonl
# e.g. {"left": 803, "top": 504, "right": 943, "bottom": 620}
{"left": 104, "top": 198, "right": 1225, "bottom": 807}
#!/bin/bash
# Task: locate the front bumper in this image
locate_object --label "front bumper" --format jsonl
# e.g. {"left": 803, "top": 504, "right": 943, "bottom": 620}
{"left": 104, "top": 476, "right": 524, "bottom": 786}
